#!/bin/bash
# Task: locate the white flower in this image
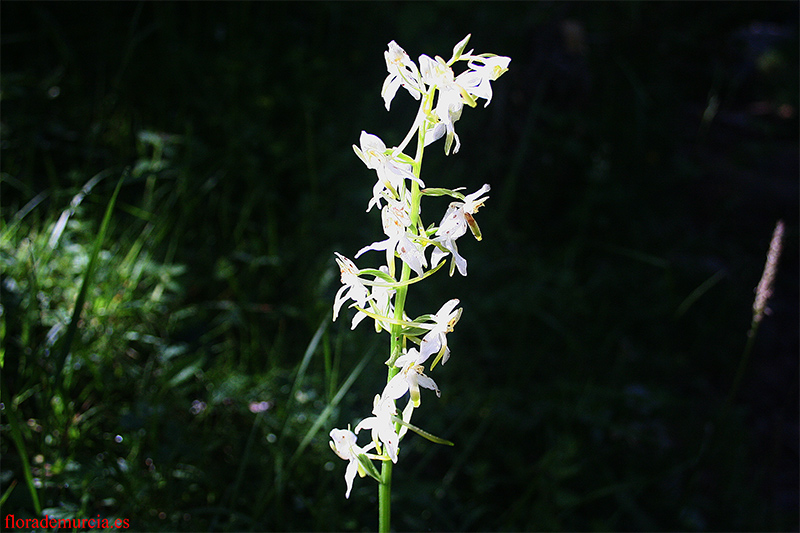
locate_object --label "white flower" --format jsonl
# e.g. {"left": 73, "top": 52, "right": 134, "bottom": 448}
{"left": 329, "top": 428, "right": 377, "bottom": 499}
{"left": 419, "top": 45, "right": 510, "bottom": 154}
{"left": 432, "top": 86, "right": 464, "bottom": 155}
{"left": 355, "top": 199, "right": 427, "bottom": 277}
{"left": 419, "top": 299, "right": 462, "bottom": 365}
{"left": 382, "top": 41, "right": 424, "bottom": 111}
{"left": 419, "top": 53, "right": 455, "bottom": 88}
{"left": 332, "top": 253, "right": 370, "bottom": 321}
{"left": 382, "top": 348, "right": 440, "bottom": 408}
{"left": 351, "top": 266, "right": 395, "bottom": 332}
{"left": 418, "top": 54, "right": 464, "bottom": 155}
{"left": 456, "top": 55, "right": 511, "bottom": 107}
{"left": 353, "top": 131, "right": 424, "bottom": 212}
{"left": 355, "top": 395, "right": 401, "bottom": 463}
{"left": 431, "top": 184, "right": 490, "bottom": 276}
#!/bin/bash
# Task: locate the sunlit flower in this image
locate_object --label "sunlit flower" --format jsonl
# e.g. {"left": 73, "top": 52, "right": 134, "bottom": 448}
{"left": 355, "top": 395, "right": 400, "bottom": 463}
{"left": 332, "top": 252, "right": 370, "bottom": 321}
{"left": 419, "top": 46, "right": 510, "bottom": 154}
{"left": 431, "top": 184, "right": 490, "bottom": 276}
{"left": 355, "top": 199, "right": 427, "bottom": 277}
{"left": 329, "top": 428, "right": 377, "bottom": 499}
{"left": 419, "top": 299, "right": 462, "bottom": 365}
{"left": 433, "top": 86, "right": 465, "bottom": 154}
{"left": 353, "top": 131, "right": 424, "bottom": 212}
{"left": 352, "top": 265, "right": 396, "bottom": 331}
{"left": 382, "top": 41, "right": 424, "bottom": 111}
{"left": 382, "top": 348, "right": 440, "bottom": 408}
{"left": 419, "top": 53, "right": 454, "bottom": 88}
{"left": 456, "top": 55, "right": 511, "bottom": 107}
{"left": 418, "top": 55, "right": 464, "bottom": 154}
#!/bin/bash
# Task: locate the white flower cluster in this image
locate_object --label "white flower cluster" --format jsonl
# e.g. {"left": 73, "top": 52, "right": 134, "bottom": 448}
{"left": 329, "top": 35, "right": 509, "bottom": 499}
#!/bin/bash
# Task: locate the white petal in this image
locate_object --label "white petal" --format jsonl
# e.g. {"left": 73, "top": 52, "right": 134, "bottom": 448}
{"left": 418, "top": 54, "right": 436, "bottom": 83}
{"left": 360, "top": 131, "right": 386, "bottom": 154}
{"left": 344, "top": 459, "right": 358, "bottom": 499}
{"left": 395, "top": 235, "right": 426, "bottom": 277}
{"left": 437, "top": 298, "right": 461, "bottom": 319}
{"left": 431, "top": 245, "right": 448, "bottom": 269}
{"left": 355, "top": 238, "right": 392, "bottom": 258}
{"left": 398, "top": 399, "right": 415, "bottom": 439}
{"left": 333, "top": 285, "right": 348, "bottom": 321}
{"left": 393, "top": 353, "right": 416, "bottom": 369}
{"left": 441, "top": 345, "right": 451, "bottom": 365}
{"left": 354, "top": 417, "right": 374, "bottom": 434}
{"left": 381, "top": 372, "right": 409, "bottom": 401}
{"left": 346, "top": 283, "right": 370, "bottom": 308}
{"left": 330, "top": 428, "right": 357, "bottom": 460}
{"left": 424, "top": 122, "right": 446, "bottom": 147}
{"left": 463, "top": 184, "right": 491, "bottom": 212}
{"left": 379, "top": 423, "right": 399, "bottom": 463}
{"left": 418, "top": 330, "right": 441, "bottom": 363}
{"left": 416, "top": 373, "right": 440, "bottom": 397}
{"left": 381, "top": 76, "right": 402, "bottom": 111}
{"left": 351, "top": 310, "right": 368, "bottom": 330}
{"left": 452, "top": 243, "right": 467, "bottom": 276}
{"left": 437, "top": 205, "right": 467, "bottom": 240}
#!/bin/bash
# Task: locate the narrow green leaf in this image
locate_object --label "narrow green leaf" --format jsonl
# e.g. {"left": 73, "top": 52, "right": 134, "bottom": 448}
{"left": 0, "top": 480, "right": 17, "bottom": 507}
{"left": 351, "top": 306, "right": 432, "bottom": 330}
{"left": 290, "top": 340, "right": 376, "bottom": 465}
{"left": 357, "top": 453, "right": 382, "bottom": 483}
{"left": 393, "top": 152, "right": 416, "bottom": 166}
{"left": 357, "top": 260, "right": 445, "bottom": 289}
{"left": 287, "top": 317, "right": 328, "bottom": 411}
{"left": 1, "top": 381, "right": 42, "bottom": 515}
{"left": 0, "top": 190, "right": 50, "bottom": 248}
{"left": 391, "top": 415, "right": 454, "bottom": 446}
{"left": 357, "top": 268, "right": 396, "bottom": 283}
{"left": 420, "top": 187, "right": 465, "bottom": 200}
{"left": 675, "top": 269, "right": 726, "bottom": 318}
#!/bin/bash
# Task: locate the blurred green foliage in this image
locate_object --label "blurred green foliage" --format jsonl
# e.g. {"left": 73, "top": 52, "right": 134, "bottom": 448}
{"left": 1, "top": 2, "right": 797, "bottom": 531}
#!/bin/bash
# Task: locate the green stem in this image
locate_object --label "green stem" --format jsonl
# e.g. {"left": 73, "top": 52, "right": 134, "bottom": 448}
{"left": 725, "top": 318, "right": 760, "bottom": 410}
{"left": 378, "top": 87, "right": 435, "bottom": 533}
{"left": 378, "top": 458, "right": 393, "bottom": 533}
{"left": 379, "top": 254, "right": 410, "bottom": 533}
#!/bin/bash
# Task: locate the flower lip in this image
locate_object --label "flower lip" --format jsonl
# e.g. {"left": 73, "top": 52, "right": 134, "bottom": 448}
{"left": 355, "top": 395, "right": 401, "bottom": 463}
{"left": 353, "top": 131, "right": 424, "bottom": 212}
{"left": 382, "top": 41, "right": 423, "bottom": 111}
{"left": 430, "top": 184, "right": 491, "bottom": 275}
{"left": 418, "top": 299, "right": 462, "bottom": 364}
{"left": 332, "top": 252, "right": 370, "bottom": 321}
{"left": 381, "top": 348, "right": 441, "bottom": 408}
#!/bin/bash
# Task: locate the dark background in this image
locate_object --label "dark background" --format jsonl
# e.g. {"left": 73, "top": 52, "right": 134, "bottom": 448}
{"left": 1, "top": 2, "right": 798, "bottom": 531}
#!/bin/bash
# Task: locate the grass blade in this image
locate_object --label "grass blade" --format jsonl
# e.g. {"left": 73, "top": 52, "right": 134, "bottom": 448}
{"left": 290, "top": 340, "right": 376, "bottom": 465}
{"left": 1, "top": 380, "right": 42, "bottom": 515}
{"left": 675, "top": 269, "right": 726, "bottom": 318}
{"left": 54, "top": 171, "right": 126, "bottom": 382}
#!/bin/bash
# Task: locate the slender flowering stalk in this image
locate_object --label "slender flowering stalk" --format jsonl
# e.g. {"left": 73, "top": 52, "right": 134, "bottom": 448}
{"left": 752, "top": 219, "right": 785, "bottom": 325}
{"left": 329, "top": 35, "right": 509, "bottom": 532}
{"left": 725, "top": 219, "right": 786, "bottom": 409}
